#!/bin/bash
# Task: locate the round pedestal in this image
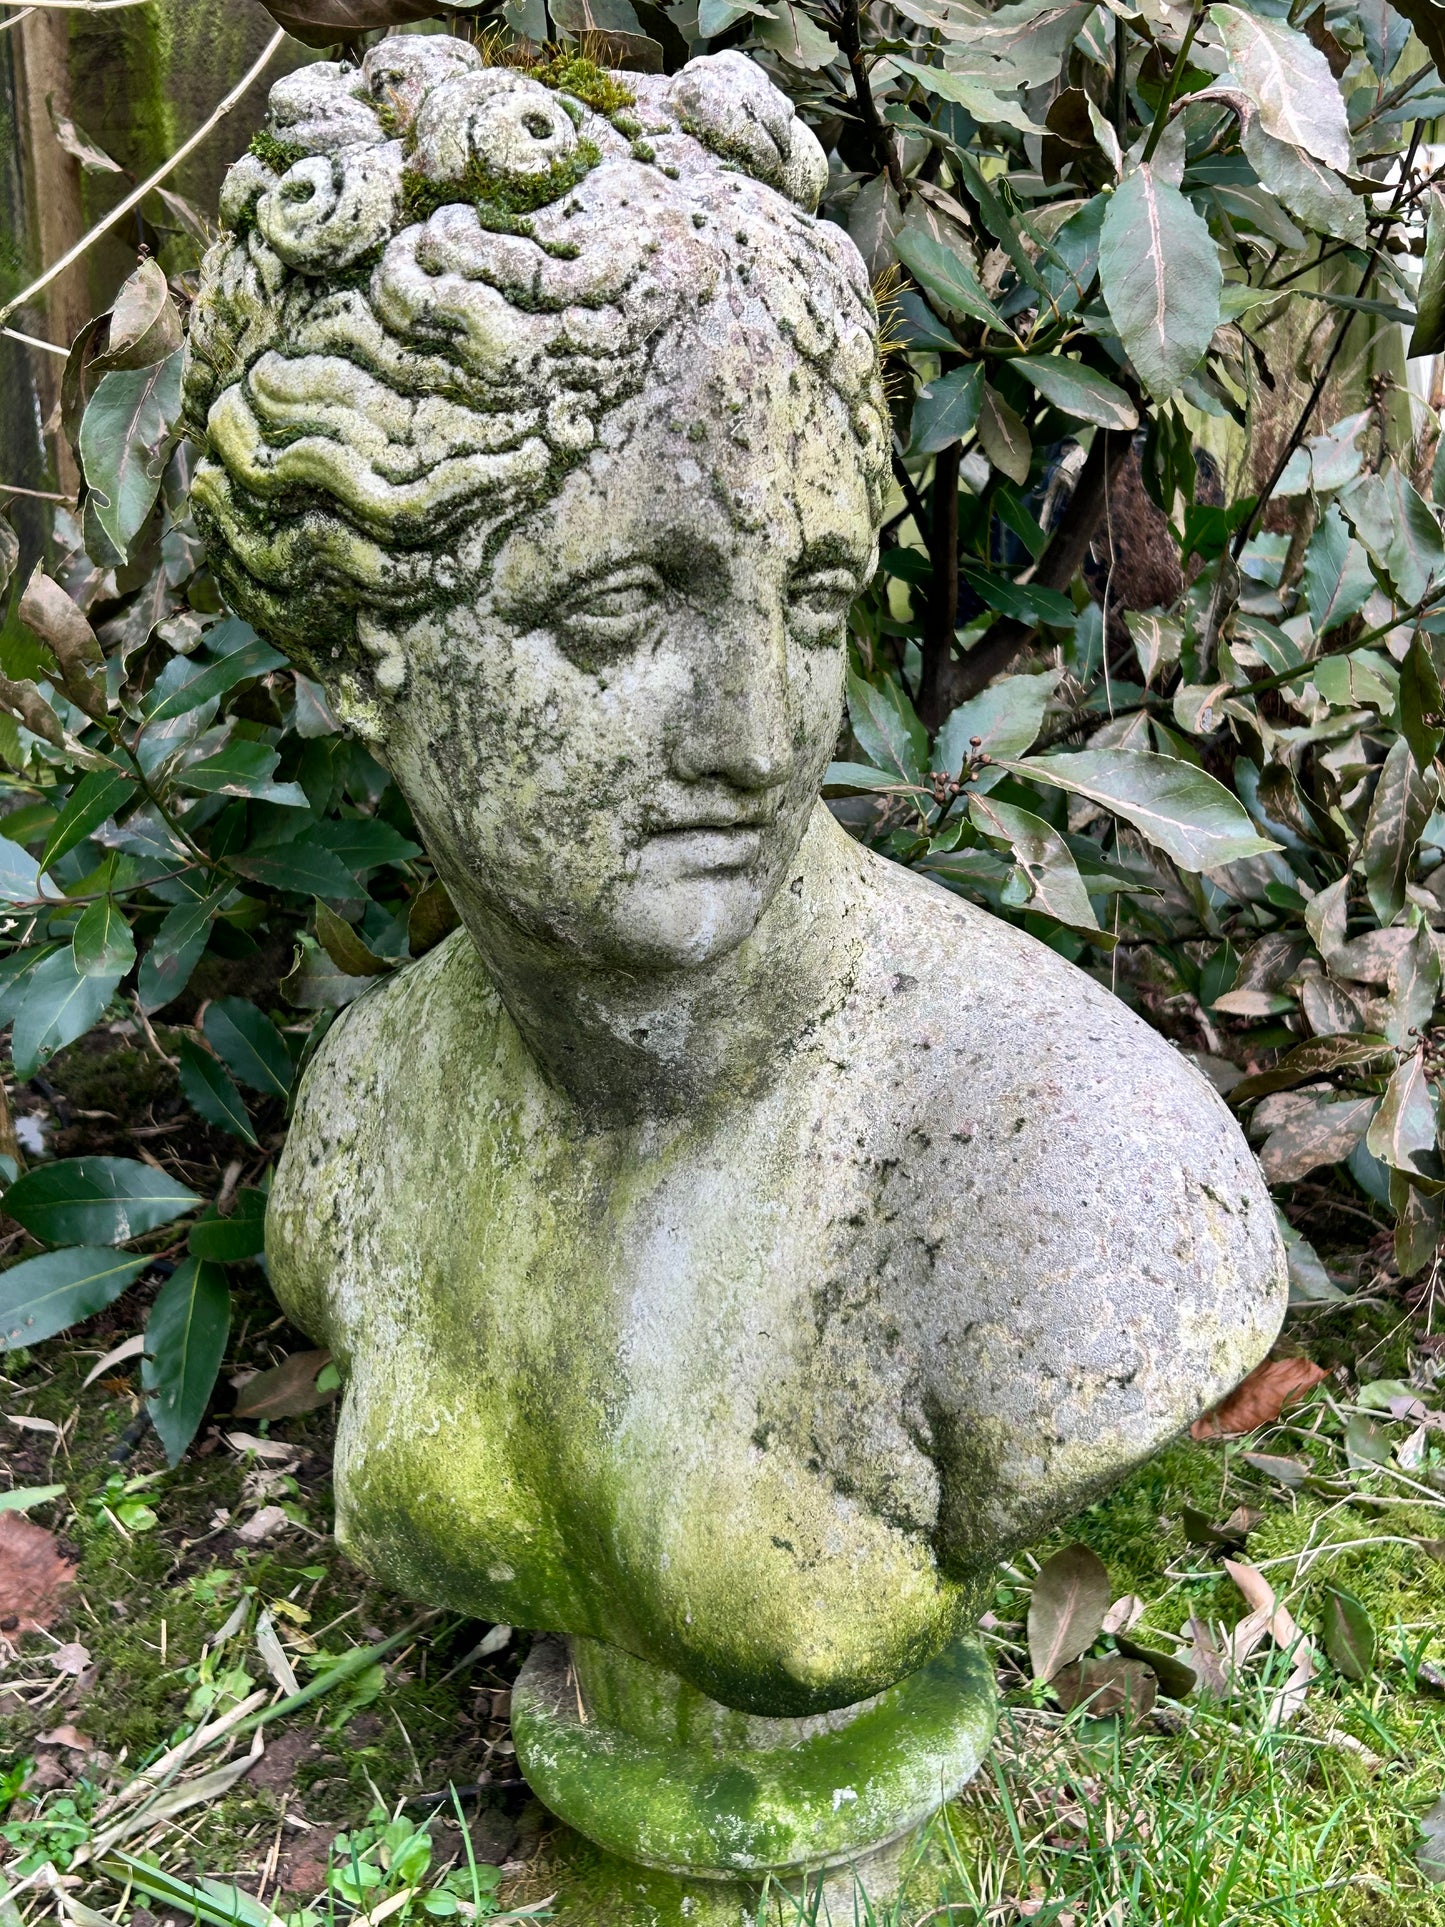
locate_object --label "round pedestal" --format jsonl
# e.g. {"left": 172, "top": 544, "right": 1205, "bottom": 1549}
{"left": 510, "top": 1630, "right": 996, "bottom": 1894}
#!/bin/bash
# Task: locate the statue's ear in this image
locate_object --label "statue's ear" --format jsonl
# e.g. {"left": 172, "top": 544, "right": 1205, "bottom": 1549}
{"left": 330, "top": 672, "right": 389, "bottom": 747}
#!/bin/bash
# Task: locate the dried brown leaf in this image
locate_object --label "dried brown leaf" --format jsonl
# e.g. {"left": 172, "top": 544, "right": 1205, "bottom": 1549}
{"left": 1051, "top": 1655, "right": 1158, "bottom": 1722}
{"left": 1191, "top": 1356, "right": 1329, "bottom": 1438}
{"left": 0, "top": 1509, "right": 76, "bottom": 1633}
{"left": 233, "top": 1349, "right": 335, "bottom": 1421}
{"left": 1027, "top": 1544, "right": 1111, "bottom": 1681}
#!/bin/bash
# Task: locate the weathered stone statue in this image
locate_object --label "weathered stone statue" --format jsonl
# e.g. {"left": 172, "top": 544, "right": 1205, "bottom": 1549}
{"left": 184, "top": 36, "right": 1286, "bottom": 1921}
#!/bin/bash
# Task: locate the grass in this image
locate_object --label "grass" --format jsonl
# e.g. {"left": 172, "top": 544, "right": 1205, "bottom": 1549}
{"left": 0, "top": 1049, "right": 1441, "bottom": 1925}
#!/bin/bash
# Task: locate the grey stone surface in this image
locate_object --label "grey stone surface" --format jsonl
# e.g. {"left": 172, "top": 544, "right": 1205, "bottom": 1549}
{"left": 184, "top": 37, "right": 1286, "bottom": 1895}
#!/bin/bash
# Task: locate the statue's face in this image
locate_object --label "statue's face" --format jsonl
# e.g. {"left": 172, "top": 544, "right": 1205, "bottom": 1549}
{"left": 368, "top": 362, "right": 878, "bottom": 970}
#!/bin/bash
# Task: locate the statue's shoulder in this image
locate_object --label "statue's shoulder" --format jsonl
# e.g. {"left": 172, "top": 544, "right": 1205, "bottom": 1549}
{"left": 836, "top": 831, "right": 1264, "bottom": 1199}
{"left": 265, "top": 929, "right": 503, "bottom": 1344}
{"left": 298, "top": 924, "right": 501, "bottom": 1109}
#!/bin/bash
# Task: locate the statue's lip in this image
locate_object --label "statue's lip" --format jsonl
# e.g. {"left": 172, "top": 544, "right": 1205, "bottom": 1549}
{"left": 644, "top": 824, "right": 765, "bottom": 871}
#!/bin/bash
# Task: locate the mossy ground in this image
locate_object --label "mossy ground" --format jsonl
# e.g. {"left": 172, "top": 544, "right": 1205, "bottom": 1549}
{"left": 0, "top": 1033, "right": 1442, "bottom": 1926}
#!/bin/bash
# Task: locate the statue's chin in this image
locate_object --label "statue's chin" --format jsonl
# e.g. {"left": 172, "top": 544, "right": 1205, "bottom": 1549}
{"left": 595, "top": 865, "right": 772, "bottom": 972}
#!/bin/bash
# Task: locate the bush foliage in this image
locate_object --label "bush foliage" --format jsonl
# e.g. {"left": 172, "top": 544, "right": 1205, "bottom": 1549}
{"left": 3, "top": 0, "right": 1445, "bottom": 1453}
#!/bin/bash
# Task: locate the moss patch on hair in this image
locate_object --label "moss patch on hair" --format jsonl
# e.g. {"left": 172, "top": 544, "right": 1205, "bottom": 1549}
{"left": 249, "top": 128, "right": 307, "bottom": 173}
{"left": 403, "top": 138, "right": 602, "bottom": 229}
{"left": 530, "top": 52, "right": 635, "bottom": 117}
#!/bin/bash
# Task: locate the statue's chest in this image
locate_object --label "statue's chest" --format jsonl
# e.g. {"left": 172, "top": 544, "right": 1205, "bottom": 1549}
{"left": 327, "top": 1088, "right": 952, "bottom": 1680}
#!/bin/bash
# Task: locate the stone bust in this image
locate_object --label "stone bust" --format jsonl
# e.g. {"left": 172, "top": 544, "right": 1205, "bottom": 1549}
{"left": 185, "top": 36, "right": 1285, "bottom": 1918}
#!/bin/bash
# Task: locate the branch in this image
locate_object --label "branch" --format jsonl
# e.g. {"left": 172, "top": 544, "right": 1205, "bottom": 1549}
{"left": 831, "top": 0, "right": 908, "bottom": 203}
{"left": 1230, "top": 123, "right": 1425, "bottom": 560}
{"left": 931, "top": 425, "right": 1136, "bottom": 710}
{"left": 0, "top": 26, "right": 285, "bottom": 327}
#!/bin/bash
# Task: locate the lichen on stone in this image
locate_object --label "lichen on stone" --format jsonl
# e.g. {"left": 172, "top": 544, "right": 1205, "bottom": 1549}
{"left": 182, "top": 39, "right": 872, "bottom": 694}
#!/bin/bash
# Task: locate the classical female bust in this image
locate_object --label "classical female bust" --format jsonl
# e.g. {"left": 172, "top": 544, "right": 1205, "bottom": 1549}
{"left": 185, "top": 36, "right": 1285, "bottom": 1918}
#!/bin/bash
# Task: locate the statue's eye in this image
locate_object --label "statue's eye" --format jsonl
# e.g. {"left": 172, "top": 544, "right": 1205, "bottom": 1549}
{"left": 788, "top": 566, "right": 857, "bottom": 644}
{"left": 554, "top": 567, "right": 665, "bottom": 665}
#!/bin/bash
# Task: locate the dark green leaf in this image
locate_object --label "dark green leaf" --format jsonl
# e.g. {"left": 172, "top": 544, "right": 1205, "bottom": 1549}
{"left": 149, "top": 883, "right": 230, "bottom": 967}
{"left": 178, "top": 1038, "right": 258, "bottom": 1147}
{"left": 0, "top": 834, "right": 42, "bottom": 906}
{"left": 1212, "top": 6, "right": 1352, "bottom": 172}
{"left": 188, "top": 1189, "right": 268, "bottom": 1264}
{"left": 846, "top": 670, "right": 928, "bottom": 785}
{"left": 40, "top": 768, "right": 138, "bottom": 876}
{"left": 1242, "top": 122, "right": 1364, "bottom": 245}
{"left": 72, "top": 898, "right": 137, "bottom": 979}
{"left": 968, "top": 793, "right": 1105, "bottom": 934}
{"left": 1230, "top": 1034, "right": 1391, "bottom": 1103}
{"left": 1008, "top": 356, "right": 1137, "bottom": 430}
{"left": 1099, "top": 165, "right": 1221, "bottom": 399}
{"left": 1366, "top": 1048, "right": 1439, "bottom": 1176}
{"left": 910, "top": 365, "right": 983, "bottom": 456}
{"left": 1362, "top": 737, "right": 1437, "bottom": 925}
{"left": 10, "top": 946, "right": 121, "bottom": 1079}
{"left": 0, "top": 1246, "right": 146, "bottom": 1350}
{"left": 203, "top": 996, "right": 293, "bottom": 1102}
{"left": 231, "top": 837, "right": 364, "bottom": 902}
{"left": 137, "top": 918, "right": 209, "bottom": 1016}
{"left": 3, "top": 1157, "right": 199, "bottom": 1247}
{"left": 1304, "top": 504, "right": 1376, "bottom": 634}
{"left": 311, "top": 817, "right": 422, "bottom": 876}
{"left": 934, "top": 671, "right": 1058, "bottom": 777}
{"left": 315, "top": 901, "right": 392, "bottom": 978}
{"left": 959, "top": 565, "right": 1072, "bottom": 627}
{"left": 78, "top": 351, "right": 183, "bottom": 561}
{"left": 143, "top": 634, "right": 286, "bottom": 723}
{"left": 1027, "top": 1543, "right": 1112, "bottom": 1682}
{"left": 895, "top": 229, "right": 1008, "bottom": 334}
{"left": 976, "top": 383, "right": 1031, "bottom": 484}
{"left": 1344, "top": 1411, "right": 1395, "bottom": 1468}
{"left": 995, "top": 751, "right": 1278, "bottom": 872}
{"left": 143, "top": 1256, "right": 230, "bottom": 1466}
{"left": 177, "top": 741, "right": 309, "bottom": 807}
{"left": 1412, "top": 186, "right": 1445, "bottom": 357}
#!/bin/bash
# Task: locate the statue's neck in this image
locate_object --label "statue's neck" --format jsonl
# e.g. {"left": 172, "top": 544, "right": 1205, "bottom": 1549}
{"left": 452, "top": 808, "right": 866, "bottom": 1124}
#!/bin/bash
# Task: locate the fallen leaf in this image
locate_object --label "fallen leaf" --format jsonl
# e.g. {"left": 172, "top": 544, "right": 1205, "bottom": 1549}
{"left": 38, "top": 1723, "right": 90, "bottom": 1751}
{"left": 1320, "top": 1587, "right": 1375, "bottom": 1680}
{"left": 1191, "top": 1356, "right": 1329, "bottom": 1437}
{"left": 1418, "top": 1796, "right": 1445, "bottom": 1884}
{"left": 0, "top": 1509, "right": 76, "bottom": 1632}
{"left": 1222, "top": 1556, "right": 1319, "bottom": 1724}
{"left": 234, "top": 1504, "right": 289, "bottom": 1544}
{"left": 1180, "top": 1615, "right": 1230, "bottom": 1695}
{"left": 1345, "top": 1413, "right": 1394, "bottom": 1468}
{"left": 224, "top": 1432, "right": 296, "bottom": 1463}
{"left": 1114, "top": 1632, "right": 1198, "bottom": 1700}
{"left": 81, "top": 1333, "right": 146, "bottom": 1389}
{"left": 1181, "top": 1503, "right": 1263, "bottom": 1552}
{"left": 50, "top": 1641, "right": 90, "bottom": 1676}
{"left": 233, "top": 1349, "right": 337, "bottom": 1421}
{"left": 1027, "top": 1544, "right": 1112, "bottom": 1682}
{"left": 0, "top": 1485, "right": 66, "bottom": 1514}
{"left": 1052, "top": 1655, "right": 1157, "bottom": 1722}
{"left": 256, "top": 1609, "right": 299, "bottom": 1696}
{"left": 1101, "top": 1593, "right": 1145, "bottom": 1636}
{"left": 4, "top": 1413, "right": 61, "bottom": 1435}
{"left": 1240, "top": 1451, "right": 1311, "bottom": 1486}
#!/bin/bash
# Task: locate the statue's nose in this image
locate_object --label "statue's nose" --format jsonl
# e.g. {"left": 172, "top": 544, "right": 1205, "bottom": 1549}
{"left": 670, "top": 604, "right": 791, "bottom": 792}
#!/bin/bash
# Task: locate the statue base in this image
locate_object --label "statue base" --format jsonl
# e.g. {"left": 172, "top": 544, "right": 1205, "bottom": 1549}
{"left": 506, "top": 1818, "right": 956, "bottom": 1925}
{"left": 509, "top": 1630, "right": 996, "bottom": 1909}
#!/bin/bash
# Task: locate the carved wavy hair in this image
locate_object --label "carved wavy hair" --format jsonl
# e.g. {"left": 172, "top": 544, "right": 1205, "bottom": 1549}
{"left": 182, "top": 39, "right": 889, "bottom": 691}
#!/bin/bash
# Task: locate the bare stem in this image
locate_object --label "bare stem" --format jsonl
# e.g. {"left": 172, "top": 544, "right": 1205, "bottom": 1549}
{"left": 831, "top": 0, "right": 907, "bottom": 204}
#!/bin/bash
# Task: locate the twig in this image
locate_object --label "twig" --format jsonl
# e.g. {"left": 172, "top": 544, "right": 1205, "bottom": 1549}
{"left": 1230, "top": 123, "right": 1425, "bottom": 561}
{"left": 830, "top": 0, "right": 907, "bottom": 203}
{"left": 0, "top": 480, "right": 75, "bottom": 503}
{"left": 0, "top": 27, "right": 286, "bottom": 327}
{"left": 1, "top": 325, "right": 66, "bottom": 359}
